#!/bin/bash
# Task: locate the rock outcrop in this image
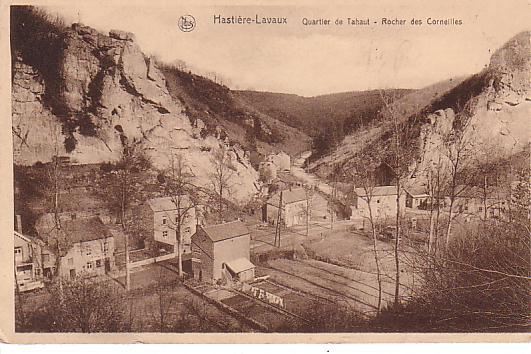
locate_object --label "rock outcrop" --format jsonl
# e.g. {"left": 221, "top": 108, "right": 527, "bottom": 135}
{"left": 12, "top": 23, "right": 259, "bottom": 203}
{"left": 414, "top": 31, "right": 530, "bottom": 180}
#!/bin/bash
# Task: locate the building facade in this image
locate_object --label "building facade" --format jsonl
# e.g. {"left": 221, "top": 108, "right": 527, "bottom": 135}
{"left": 14, "top": 231, "right": 55, "bottom": 292}
{"left": 405, "top": 186, "right": 430, "bottom": 210}
{"left": 352, "top": 186, "right": 406, "bottom": 221}
{"left": 138, "top": 196, "right": 198, "bottom": 254}
{"left": 191, "top": 220, "right": 254, "bottom": 284}
{"left": 35, "top": 214, "right": 115, "bottom": 279}
{"left": 264, "top": 188, "right": 310, "bottom": 227}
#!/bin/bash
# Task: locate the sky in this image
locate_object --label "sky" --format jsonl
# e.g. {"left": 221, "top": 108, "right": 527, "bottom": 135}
{"left": 46, "top": 0, "right": 529, "bottom": 97}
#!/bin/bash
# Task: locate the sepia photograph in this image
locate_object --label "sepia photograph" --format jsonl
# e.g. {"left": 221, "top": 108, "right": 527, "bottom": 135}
{"left": 2, "top": 0, "right": 530, "bottom": 343}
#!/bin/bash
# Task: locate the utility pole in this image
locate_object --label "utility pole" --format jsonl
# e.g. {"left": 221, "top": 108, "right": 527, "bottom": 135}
{"left": 274, "top": 191, "right": 283, "bottom": 248}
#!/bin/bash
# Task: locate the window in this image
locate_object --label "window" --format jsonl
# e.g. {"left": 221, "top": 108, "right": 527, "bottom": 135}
{"left": 84, "top": 244, "right": 91, "bottom": 256}
{"left": 184, "top": 226, "right": 191, "bottom": 234}
{"left": 479, "top": 207, "right": 483, "bottom": 212}
{"left": 103, "top": 241, "right": 109, "bottom": 253}
{"left": 162, "top": 217, "right": 168, "bottom": 225}
{"left": 162, "top": 231, "right": 168, "bottom": 239}
{"left": 35, "top": 268, "right": 41, "bottom": 276}
{"left": 86, "top": 262, "right": 93, "bottom": 270}
{"left": 68, "top": 258, "right": 74, "bottom": 265}
{"left": 96, "top": 259, "right": 102, "bottom": 268}
{"left": 14, "top": 247, "right": 22, "bottom": 257}
{"left": 376, "top": 199, "right": 381, "bottom": 204}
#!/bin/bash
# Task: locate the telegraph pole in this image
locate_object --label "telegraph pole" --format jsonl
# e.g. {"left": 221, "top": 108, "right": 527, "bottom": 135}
{"left": 274, "top": 191, "right": 283, "bottom": 247}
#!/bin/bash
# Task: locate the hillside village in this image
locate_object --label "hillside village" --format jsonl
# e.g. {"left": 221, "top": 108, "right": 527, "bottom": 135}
{"left": 12, "top": 7, "right": 530, "bottom": 333}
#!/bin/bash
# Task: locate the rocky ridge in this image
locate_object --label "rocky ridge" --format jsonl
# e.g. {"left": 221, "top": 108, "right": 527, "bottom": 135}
{"left": 12, "top": 23, "right": 259, "bottom": 203}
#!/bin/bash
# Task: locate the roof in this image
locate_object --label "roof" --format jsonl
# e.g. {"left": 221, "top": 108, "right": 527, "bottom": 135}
{"left": 201, "top": 220, "right": 250, "bottom": 242}
{"left": 14, "top": 231, "right": 45, "bottom": 246}
{"left": 147, "top": 196, "right": 191, "bottom": 212}
{"left": 225, "top": 257, "right": 255, "bottom": 274}
{"left": 61, "top": 217, "right": 113, "bottom": 244}
{"left": 355, "top": 186, "right": 398, "bottom": 197}
{"left": 405, "top": 185, "right": 430, "bottom": 197}
{"left": 268, "top": 188, "right": 308, "bottom": 206}
{"left": 453, "top": 185, "right": 511, "bottom": 199}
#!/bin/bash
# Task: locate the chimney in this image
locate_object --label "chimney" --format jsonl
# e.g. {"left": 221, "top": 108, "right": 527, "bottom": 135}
{"left": 15, "top": 214, "right": 22, "bottom": 233}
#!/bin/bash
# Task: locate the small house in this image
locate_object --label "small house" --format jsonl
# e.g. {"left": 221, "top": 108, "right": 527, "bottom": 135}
{"left": 444, "top": 185, "right": 510, "bottom": 219}
{"left": 138, "top": 196, "right": 198, "bottom": 254}
{"left": 405, "top": 186, "right": 430, "bottom": 209}
{"left": 266, "top": 152, "right": 291, "bottom": 172}
{"left": 36, "top": 214, "right": 115, "bottom": 279}
{"left": 352, "top": 186, "right": 406, "bottom": 221}
{"left": 14, "top": 231, "right": 55, "bottom": 292}
{"left": 191, "top": 220, "right": 254, "bottom": 284}
{"left": 264, "top": 187, "right": 310, "bottom": 227}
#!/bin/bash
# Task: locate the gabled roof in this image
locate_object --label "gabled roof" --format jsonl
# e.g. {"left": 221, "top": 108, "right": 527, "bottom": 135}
{"left": 200, "top": 220, "right": 250, "bottom": 242}
{"left": 147, "top": 196, "right": 191, "bottom": 212}
{"left": 61, "top": 217, "right": 113, "bottom": 244}
{"left": 36, "top": 215, "right": 112, "bottom": 256}
{"left": 225, "top": 257, "right": 255, "bottom": 274}
{"left": 355, "top": 186, "right": 398, "bottom": 197}
{"left": 268, "top": 188, "right": 308, "bottom": 206}
{"left": 405, "top": 185, "right": 430, "bottom": 197}
{"left": 14, "top": 231, "right": 45, "bottom": 246}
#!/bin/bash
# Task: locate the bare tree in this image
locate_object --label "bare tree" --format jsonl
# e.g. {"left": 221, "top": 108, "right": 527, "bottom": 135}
{"left": 378, "top": 90, "right": 411, "bottom": 306}
{"left": 160, "top": 152, "right": 198, "bottom": 277}
{"left": 349, "top": 162, "right": 384, "bottom": 313}
{"left": 100, "top": 138, "right": 149, "bottom": 291}
{"left": 209, "top": 145, "right": 234, "bottom": 223}
{"left": 440, "top": 126, "right": 472, "bottom": 250}
{"left": 425, "top": 155, "right": 449, "bottom": 255}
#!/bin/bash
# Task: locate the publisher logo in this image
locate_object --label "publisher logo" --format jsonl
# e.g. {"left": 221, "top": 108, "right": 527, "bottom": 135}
{"left": 178, "top": 15, "right": 196, "bottom": 32}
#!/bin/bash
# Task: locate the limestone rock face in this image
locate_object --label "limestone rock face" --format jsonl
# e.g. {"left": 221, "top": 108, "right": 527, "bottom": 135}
{"left": 414, "top": 31, "right": 530, "bottom": 182}
{"left": 12, "top": 23, "right": 259, "bottom": 203}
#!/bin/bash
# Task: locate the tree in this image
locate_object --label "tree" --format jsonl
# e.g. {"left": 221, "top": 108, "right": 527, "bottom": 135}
{"left": 424, "top": 154, "right": 449, "bottom": 255}
{"left": 159, "top": 152, "right": 198, "bottom": 277}
{"left": 43, "top": 276, "right": 128, "bottom": 332}
{"left": 440, "top": 124, "right": 472, "bottom": 250}
{"left": 208, "top": 145, "right": 234, "bottom": 222}
{"left": 346, "top": 151, "right": 385, "bottom": 313}
{"left": 378, "top": 90, "right": 412, "bottom": 306}
{"left": 99, "top": 137, "right": 149, "bottom": 290}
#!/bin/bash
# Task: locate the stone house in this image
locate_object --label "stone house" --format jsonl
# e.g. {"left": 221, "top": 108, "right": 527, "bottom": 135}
{"left": 266, "top": 151, "right": 291, "bottom": 172}
{"left": 264, "top": 187, "right": 310, "bottom": 227}
{"left": 137, "top": 196, "right": 198, "bottom": 254}
{"left": 351, "top": 186, "right": 406, "bottom": 221}
{"left": 14, "top": 231, "right": 55, "bottom": 292}
{"left": 35, "top": 214, "right": 115, "bottom": 279}
{"left": 444, "top": 185, "right": 510, "bottom": 219}
{"left": 191, "top": 220, "right": 254, "bottom": 284}
{"left": 405, "top": 185, "right": 430, "bottom": 210}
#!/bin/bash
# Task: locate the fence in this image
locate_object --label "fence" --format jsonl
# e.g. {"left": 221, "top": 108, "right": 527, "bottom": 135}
{"left": 129, "top": 252, "right": 177, "bottom": 269}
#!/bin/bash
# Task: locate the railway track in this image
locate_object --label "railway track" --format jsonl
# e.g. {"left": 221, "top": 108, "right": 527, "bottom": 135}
{"left": 262, "top": 263, "right": 379, "bottom": 314}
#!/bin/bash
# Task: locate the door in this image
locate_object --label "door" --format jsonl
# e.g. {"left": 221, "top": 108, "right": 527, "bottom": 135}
{"left": 104, "top": 258, "right": 111, "bottom": 272}
{"left": 69, "top": 269, "right": 76, "bottom": 279}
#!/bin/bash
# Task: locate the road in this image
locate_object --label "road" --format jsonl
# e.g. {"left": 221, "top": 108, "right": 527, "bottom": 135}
{"left": 291, "top": 150, "right": 344, "bottom": 199}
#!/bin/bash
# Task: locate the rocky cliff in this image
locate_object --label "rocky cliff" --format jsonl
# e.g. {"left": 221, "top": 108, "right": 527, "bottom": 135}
{"left": 12, "top": 21, "right": 259, "bottom": 203}
{"left": 415, "top": 31, "right": 530, "bottom": 179}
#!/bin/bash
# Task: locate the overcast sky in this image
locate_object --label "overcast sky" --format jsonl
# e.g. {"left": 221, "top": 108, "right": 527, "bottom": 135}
{"left": 47, "top": 0, "right": 529, "bottom": 96}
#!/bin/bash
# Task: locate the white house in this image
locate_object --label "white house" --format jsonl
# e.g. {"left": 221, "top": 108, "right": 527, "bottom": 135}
{"left": 35, "top": 214, "right": 115, "bottom": 279}
{"left": 351, "top": 186, "right": 406, "bottom": 221}
{"left": 264, "top": 187, "right": 310, "bottom": 227}
{"left": 138, "top": 196, "right": 198, "bottom": 254}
